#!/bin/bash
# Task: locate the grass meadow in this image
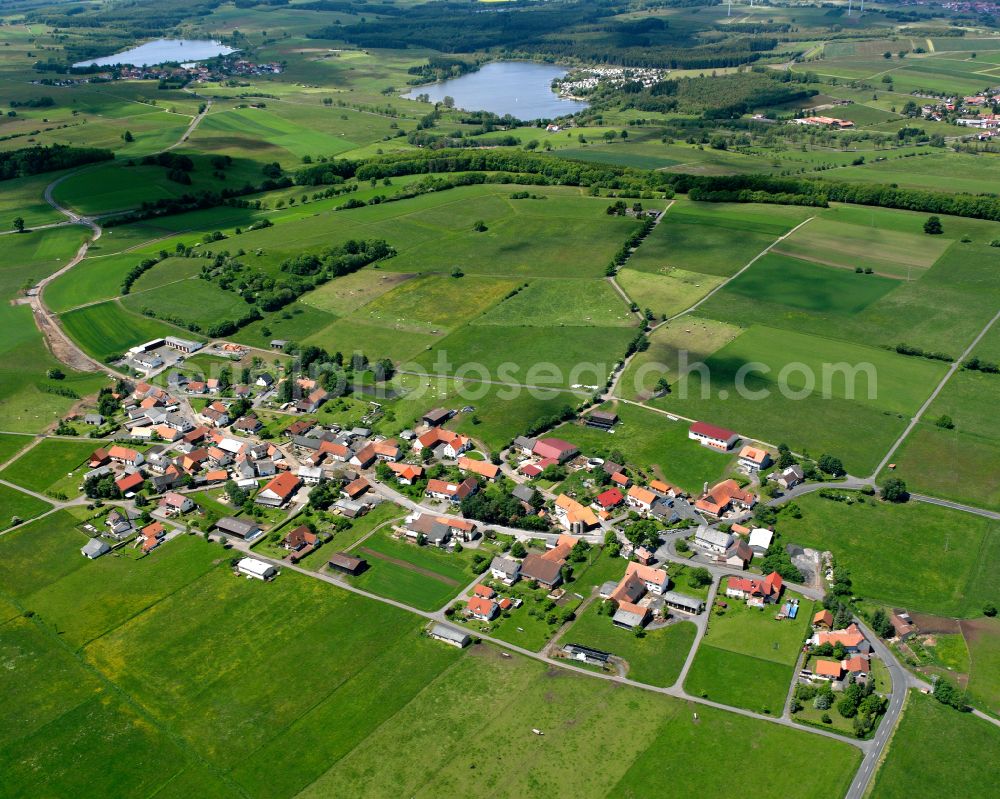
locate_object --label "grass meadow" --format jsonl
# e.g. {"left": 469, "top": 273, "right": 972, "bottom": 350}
{"left": 0, "top": 437, "right": 98, "bottom": 498}
{"left": 684, "top": 593, "right": 812, "bottom": 714}
{"left": 551, "top": 401, "right": 732, "bottom": 495}
{"left": 0, "top": 483, "right": 52, "bottom": 528}
{"left": 646, "top": 323, "right": 944, "bottom": 474}
{"left": 560, "top": 602, "right": 697, "bottom": 686}
{"left": 780, "top": 492, "right": 1000, "bottom": 618}
{"left": 60, "top": 300, "right": 195, "bottom": 361}
{"left": 869, "top": 690, "right": 1000, "bottom": 799}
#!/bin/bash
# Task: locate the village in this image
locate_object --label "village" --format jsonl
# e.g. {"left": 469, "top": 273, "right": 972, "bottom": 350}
{"left": 58, "top": 353, "right": 906, "bottom": 743}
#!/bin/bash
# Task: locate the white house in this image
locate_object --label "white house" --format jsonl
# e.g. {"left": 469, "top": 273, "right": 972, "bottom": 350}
{"left": 236, "top": 557, "right": 277, "bottom": 581}
{"left": 748, "top": 527, "right": 774, "bottom": 555}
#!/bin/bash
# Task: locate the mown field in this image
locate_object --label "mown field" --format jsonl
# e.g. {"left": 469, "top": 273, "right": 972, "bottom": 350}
{"left": 869, "top": 690, "right": 1000, "bottom": 799}
{"left": 0, "top": 513, "right": 862, "bottom": 799}
{"left": 551, "top": 401, "right": 732, "bottom": 495}
{"left": 560, "top": 602, "right": 697, "bottom": 686}
{"left": 685, "top": 592, "right": 813, "bottom": 715}
{"left": 60, "top": 299, "right": 195, "bottom": 361}
{"left": 0, "top": 438, "right": 105, "bottom": 498}
{"left": 781, "top": 492, "right": 1000, "bottom": 618}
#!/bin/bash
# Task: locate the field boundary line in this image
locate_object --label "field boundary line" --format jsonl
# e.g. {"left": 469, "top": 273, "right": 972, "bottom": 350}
{"left": 871, "top": 306, "right": 1000, "bottom": 479}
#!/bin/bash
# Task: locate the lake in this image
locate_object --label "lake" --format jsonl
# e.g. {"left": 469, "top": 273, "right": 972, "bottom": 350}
{"left": 404, "top": 61, "right": 588, "bottom": 120}
{"left": 73, "top": 39, "right": 236, "bottom": 68}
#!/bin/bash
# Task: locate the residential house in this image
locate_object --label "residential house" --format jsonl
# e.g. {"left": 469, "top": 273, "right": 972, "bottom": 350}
{"left": 108, "top": 445, "right": 144, "bottom": 467}
{"left": 512, "top": 436, "right": 537, "bottom": 455}
{"left": 466, "top": 595, "right": 498, "bottom": 621}
{"left": 255, "top": 373, "right": 275, "bottom": 389}
{"left": 413, "top": 428, "right": 472, "bottom": 459}
{"left": 387, "top": 462, "right": 424, "bottom": 485}
{"left": 813, "top": 609, "right": 835, "bottom": 630}
{"left": 256, "top": 472, "right": 301, "bottom": 508}
{"left": 404, "top": 514, "right": 477, "bottom": 544}
{"left": 373, "top": 439, "right": 402, "bottom": 462}
{"left": 738, "top": 445, "right": 772, "bottom": 473}
{"left": 105, "top": 508, "right": 138, "bottom": 539}
{"left": 695, "top": 480, "right": 757, "bottom": 517}
{"left": 891, "top": 610, "right": 917, "bottom": 640}
{"left": 84, "top": 413, "right": 104, "bottom": 426}
{"left": 519, "top": 553, "right": 564, "bottom": 589}
{"left": 812, "top": 659, "right": 844, "bottom": 682}
{"left": 297, "top": 465, "right": 323, "bottom": 484}
{"left": 553, "top": 493, "right": 598, "bottom": 534}
{"left": 595, "top": 487, "right": 624, "bottom": 511}
{"left": 626, "top": 485, "right": 657, "bottom": 513}
{"left": 281, "top": 524, "right": 318, "bottom": 554}
{"left": 490, "top": 556, "right": 521, "bottom": 585}
{"left": 255, "top": 459, "right": 277, "bottom": 477}
{"left": 233, "top": 415, "right": 262, "bottom": 434}
{"left": 725, "top": 572, "right": 784, "bottom": 605}
{"left": 159, "top": 492, "right": 194, "bottom": 516}
{"left": 688, "top": 421, "right": 739, "bottom": 451}
{"left": 200, "top": 401, "right": 230, "bottom": 427}
{"left": 138, "top": 521, "right": 166, "bottom": 553}
{"left": 425, "top": 477, "right": 478, "bottom": 504}
{"left": 457, "top": 456, "right": 500, "bottom": 481}
{"left": 811, "top": 623, "right": 867, "bottom": 654}
{"left": 610, "top": 472, "right": 630, "bottom": 489}
{"left": 532, "top": 438, "right": 579, "bottom": 463}
{"left": 285, "top": 420, "right": 313, "bottom": 438}
{"left": 776, "top": 465, "right": 805, "bottom": 490}
{"left": 722, "top": 539, "right": 753, "bottom": 570}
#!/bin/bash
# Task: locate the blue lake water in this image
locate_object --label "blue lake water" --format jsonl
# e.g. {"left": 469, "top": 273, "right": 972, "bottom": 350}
{"left": 404, "top": 61, "right": 588, "bottom": 120}
{"left": 73, "top": 39, "right": 236, "bottom": 68}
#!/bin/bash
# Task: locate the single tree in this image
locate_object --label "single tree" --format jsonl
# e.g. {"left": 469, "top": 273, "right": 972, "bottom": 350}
{"left": 12, "top": 217, "right": 25, "bottom": 233}
{"left": 880, "top": 476, "right": 909, "bottom": 503}
{"left": 924, "top": 216, "right": 943, "bottom": 235}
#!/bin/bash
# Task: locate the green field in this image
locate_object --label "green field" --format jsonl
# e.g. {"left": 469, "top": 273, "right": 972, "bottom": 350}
{"left": 300, "top": 646, "right": 861, "bottom": 799}
{"left": 560, "top": 601, "right": 697, "bottom": 686}
{"left": 0, "top": 483, "right": 52, "bottom": 529}
{"left": 684, "top": 644, "right": 796, "bottom": 715}
{"left": 781, "top": 492, "right": 1000, "bottom": 618}
{"left": 626, "top": 201, "right": 811, "bottom": 278}
{"left": 472, "top": 277, "right": 636, "bottom": 328}
{"left": 772, "top": 216, "right": 950, "bottom": 278}
{"left": 962, "top": 617, "right": 1000, "bottom": 719}
{"left": 870, "top": 690, "right": 1000, "bottom": 799}
{"left": 721, "top": 252, "right": 899, "bottom": 314}
{"left": 644, "top": 323, "right": 946, "bottom": 474}
{"left": 0, "top": 438, "right": 107, "bottom": 498}
{"left": 616, "top": 267, "right": 724, "bottom": 319}
{"left": 551, "top": 401, "right": 731, "bottom": 495}
{"left": 61, "top": 300, "right": 194, "bottom": 361}
{"left": 345, "top": 527, "right": 474, "bottom": 611}
{"left": 299, "top": 269, "right": 416, "bottom": 315}
{"left": 684, "top": 591, "right": 812, "bottom": 714}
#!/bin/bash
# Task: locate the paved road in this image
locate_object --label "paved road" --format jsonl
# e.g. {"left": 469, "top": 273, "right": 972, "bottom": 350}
{"left": 22, "top": 99, "right": 215, "bottom": 379}
{"left": 870, "top": 307, "right": 1000, "bottom": 479}
{"left": 911, "top": 492, "right": 1000, "bottom": 521}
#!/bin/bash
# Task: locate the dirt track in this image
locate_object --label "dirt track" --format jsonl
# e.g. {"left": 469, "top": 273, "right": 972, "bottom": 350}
{"left": 358, "top": 546, "right": 460, "bottom": 585}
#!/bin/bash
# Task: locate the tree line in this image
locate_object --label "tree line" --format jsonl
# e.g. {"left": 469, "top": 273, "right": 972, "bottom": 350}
{"left": 0, "top": 144, "right": 113, "bottom": 181}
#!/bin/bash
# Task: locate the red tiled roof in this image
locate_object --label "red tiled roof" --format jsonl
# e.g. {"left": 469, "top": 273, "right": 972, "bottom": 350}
{"left": 262, "top": 471, "right": 300, "bottom": 500}
{"left": 596, "top": 488, "right": 624, "bottom": 509}
{"left": 690, "top": 421, "right": 737, "bottom": 441}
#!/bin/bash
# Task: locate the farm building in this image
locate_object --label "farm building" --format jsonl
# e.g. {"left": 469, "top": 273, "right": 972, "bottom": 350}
{"left": 81, "top": 538, "right": 110, "bottom": 559}
{"left": 532, "top": 437, "right": 579, "bottom": 463}
{"left": 563, "top": 643, "right": 611, "bottom": 667}
{"left": 585, "top": 410, "right": 618, "bottom": 430}
{"left": 236, "top": 558, "right": 277, "bottom": 581}
{"left": 688, "top": 421, "right": 739, "bottom": 451}
{"left": 215, "top": 517, "right": 263, "bottom": 541}
{"left": 429, "top": 623, "right": 470, "bottom": 648}
{"left": 327, "top": 552, "right": 367, "bottom": 575}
